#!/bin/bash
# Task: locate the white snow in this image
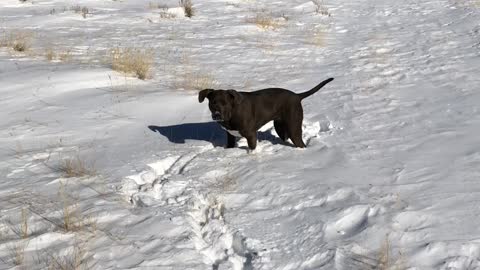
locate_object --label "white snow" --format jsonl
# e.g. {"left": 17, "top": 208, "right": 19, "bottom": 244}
{"left": 1, "top": 0, "right": 480, "bottom": 269}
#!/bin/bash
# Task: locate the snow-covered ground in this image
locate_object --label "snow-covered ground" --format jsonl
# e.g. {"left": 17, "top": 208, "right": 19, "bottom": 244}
{"left": 1, "top": 0, "right": 480, "bottom": 269}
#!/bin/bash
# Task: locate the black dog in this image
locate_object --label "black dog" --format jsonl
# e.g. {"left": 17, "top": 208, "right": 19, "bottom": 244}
{"left": 198, "top": 78, "right": 334, "bottom": 150}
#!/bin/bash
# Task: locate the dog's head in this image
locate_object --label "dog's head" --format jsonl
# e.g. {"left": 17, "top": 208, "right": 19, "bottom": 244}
{"left": 198, "top": 89, "right": 243, "bottom": 122}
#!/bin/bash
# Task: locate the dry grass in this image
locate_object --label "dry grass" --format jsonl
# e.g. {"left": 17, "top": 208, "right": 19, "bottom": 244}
{"left": 311, "top": 31, "right": 325, "bottom": 46}
{"left": 0, "top": 187, "right": 96, "bottom": 268}
{"left": 226, "top": 2, "right": 241, "bottom": 8}
{"left": 0, "top": 31, "right": 7, "bottom": 48}
{"left": 331, "top": 236, "right": 407, "bottom": 269}
{"left": 378, "top": 236, "right": 391, "bottom": 269}
{"left": 7, "top": 238, "right": 90, "bottom": 269}
{"left": 49, "top": 7, "right": 68, "bottom": 15}
{"left": 2, "top": 209, "right": 30, "bottom": 266}
{"left": 59, "top": 182, "right": 97, "bottom": 233}
{"left": 307, "top": 27, "right": 326, "bottom": 46}
{"left": 247, "top": 13, "right": 285, "bottom": 29}
{"left": 58, "top": 50, "right": 73, "bottom": 62}
{"left": 376, "top": 234, "right": 407, "bottom": 270}
{"left": 57, "top": 157, "right": 96, "bottom": 178}
{"left": 20, "top": 208, "right": 29, "bottom": 239}
{"left": 41, "top": 241, "right": 88, "bottom": 270}
{"left": 110, "top": 47, "right": 154, "bottom": 80}
{"left": 312, "top": 0, "right": 331, "bottom": 16}
{"left": 4, "top": 207, "right": 30, "bottom": 239}
{"left": 180, "top": 0, "right": 194, "bottom": 17}
{"left": 45, "top": 48, "right": 56, "bottom": 61}
{"left": 3, "top": 31, "right": 33, "bottom": 52}
{"left": 170, "top": 51, "right": 218, "bottom": 90}
{"left": 175, "top": 71, "right": 218, "bottom": 90}
{"left": 71, "top": 5, "right": 89, "bottom": 18}
{"left": 0, "top": 30, "right": 32, "bottom": 52}
{"left": 9, "top": 241, "right": 27, "bottom": 266}
{"left": 45, "top": 47, "right": 72, "bottom": 62}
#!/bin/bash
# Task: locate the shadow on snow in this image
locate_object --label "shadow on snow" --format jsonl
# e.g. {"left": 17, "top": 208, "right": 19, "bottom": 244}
{"left": 148, "top": 121, "right": 289, "bottom": 148}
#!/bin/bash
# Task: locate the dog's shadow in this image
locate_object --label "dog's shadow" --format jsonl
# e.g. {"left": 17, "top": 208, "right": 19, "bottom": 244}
{"left": 148, "top": 122, "right": 226, "bottom": 147}
{"left": 148, "top": 122, "right": 288, "bottom": 147}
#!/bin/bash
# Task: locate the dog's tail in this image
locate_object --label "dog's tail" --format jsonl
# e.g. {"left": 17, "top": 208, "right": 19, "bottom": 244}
{"left": 297, "top": 78, "right": 334, "bottom": 100}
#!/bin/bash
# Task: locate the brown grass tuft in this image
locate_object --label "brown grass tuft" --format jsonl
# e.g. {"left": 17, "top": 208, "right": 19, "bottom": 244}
{"left": 175, "top": 71, "right": 218, "bottom": 90}
{"left": 312, "top": 0, "right": 331, "bottom": 16}
{"left": 1, "top": 30, "right": 33, "bottom": 52}
{"left": 9, "top": 241, "right": 27, "bottom": 266}
{"left": 58, "top": 49, "right": 72, "bottom": 62}
{"left": 376, "top": 234, "right": 407, "bottom": 270}
{"left": 58, "top": 182, "right": 97, "bottom": 233}
{"left": 45, "top": 48, "right": 56, "bottom": 61}
{"left": 110, "top": 47, "right": 154, "bottom": 80}
{"left": 41, "top": 240, "right": 88, "bottom": 270}
{"left": 12, "top": 32, "right": 32, "bottom": 52}
{"left": 180, "top": 0, "right": 194, "bottom": 17}
{"left": 71, "top": 5, "right": 89, "bottom": 18}
{"left": 45, "top": 47, "right": 72, "bottom": 62}
{"left": 57, "top": 157, "right": 96, "bottom": 178}
{"left": 247, "top": 13, "right": 285, "bottom": 29}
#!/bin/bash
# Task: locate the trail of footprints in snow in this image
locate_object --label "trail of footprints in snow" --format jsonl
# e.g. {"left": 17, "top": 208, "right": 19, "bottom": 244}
{"left": 122, "top": 146, "right": 258, "bottom": 269}
{"left": 122, "top": 147, "right": 210, "bottom": 207}
{"left": 188, "top": 193, "right": 256, "bottom": 270}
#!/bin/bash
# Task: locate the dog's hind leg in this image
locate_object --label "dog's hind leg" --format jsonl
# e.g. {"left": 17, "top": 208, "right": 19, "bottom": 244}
{"left": 286, "top": 106, "right": 306, "bottom": 148}
{"left": 274, "top": 120, "right": 288, "bottom": 141}
{"left": 289, "top": 125, "right": 306, "bottom": 148}
{"left": 245, "top": 132, "right": 257, "bottom": 150}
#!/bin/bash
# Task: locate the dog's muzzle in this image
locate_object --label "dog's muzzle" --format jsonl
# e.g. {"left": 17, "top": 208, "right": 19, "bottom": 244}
{"left": 212, "top": 111, "right": 222, "bottom": 121}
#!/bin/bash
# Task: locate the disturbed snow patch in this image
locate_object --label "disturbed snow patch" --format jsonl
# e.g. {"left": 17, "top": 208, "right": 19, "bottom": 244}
{"left": 188, "top": 193, "right": 256, "bottom": 270}
{"left": 121, "top": 145, "right": 212, "bottom": 207}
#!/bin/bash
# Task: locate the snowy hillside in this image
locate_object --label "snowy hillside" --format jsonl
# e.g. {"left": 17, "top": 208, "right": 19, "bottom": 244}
{"left": 1, "top": 0, "right": 480, "bottom": 269}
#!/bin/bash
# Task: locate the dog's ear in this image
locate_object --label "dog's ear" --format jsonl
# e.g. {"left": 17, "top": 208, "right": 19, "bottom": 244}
{"left": 227, "top": 90, "right": 243, "bottom": 105}
{"left": 198, "top": 89, "right": 214, "bottom": 103}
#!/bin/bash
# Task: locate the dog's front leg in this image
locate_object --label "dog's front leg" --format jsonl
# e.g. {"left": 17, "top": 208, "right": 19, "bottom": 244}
{"left": 226, "top": 132, "right": 236, "bottom": 148}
